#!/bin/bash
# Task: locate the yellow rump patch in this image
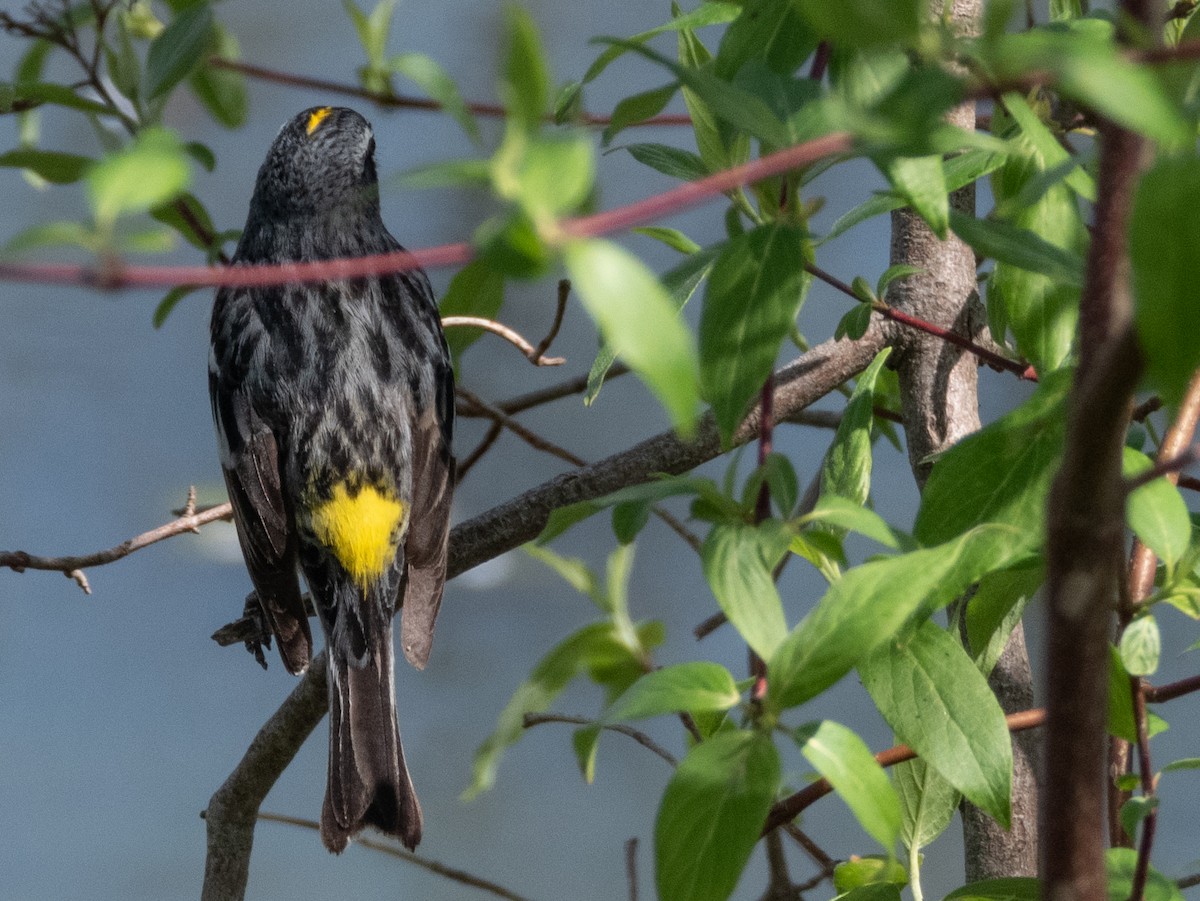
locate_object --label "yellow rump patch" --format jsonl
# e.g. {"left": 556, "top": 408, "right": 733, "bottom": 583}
{"left": 306, "top": 106, "right": 333, "bottom": 135}
{"left": 310, "top": 483, "right": 405, "bottom": 589}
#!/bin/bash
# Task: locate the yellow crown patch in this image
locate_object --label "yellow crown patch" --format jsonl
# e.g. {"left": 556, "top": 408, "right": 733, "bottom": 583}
{"left": 305, "top": 107, "right": 333, "bottom": 135}
{"left": 310, "top": 482, "right": 405, "bottom": 589}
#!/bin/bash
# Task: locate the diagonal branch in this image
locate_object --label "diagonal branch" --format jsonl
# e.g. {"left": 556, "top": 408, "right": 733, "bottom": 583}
{"left": 200, "top": 324, "right": 888, "bottom": 901}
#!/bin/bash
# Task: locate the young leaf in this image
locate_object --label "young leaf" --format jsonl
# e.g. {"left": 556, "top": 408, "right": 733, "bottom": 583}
{"left": 1131, "top": 156, "right": 1200, "bottom": 405}
{"left": 656, "top": 731, "right": 780, "bottom": 901}
{"left": 1119, "top": 615, "right": 1161, "bottom": 678}
{"left": 799, "top": 496, "right": 912, "bottom": 551}
{"left": 949, "top": 210, "right": 1083, "bottom": 287}
{"left": 820, "top": 347, "right": 892, "bottom": 506}
{"left": 796, "top": 720, "right": 902, "bottom": 850}
{"left": 895, "top": 758, "right": 960, "bottom": 853}
{"left": 87, "top": 127, "right": 191, "bottom": 226}
{"left": 189, "top": 25, "right": 248, "bottom": 128}
{"left": 567, "top": 239, "right": 699, "bottom": 435}
{"left": 153, "top": 284, "right": 201, "bottom": 328}
{"left": 467, "top": 622, "right": 645, "bottom": 797}
{"left": 625, "top": 143, "right": 709, "bottom": 182}
{"left": 701, "top": 521, "right": 791, "bottom": 661}
{"left": 1118, "top": 796, "right": 1159, "bottom": 839}
{"left": 502, "top": 5, "right": 551, "bottom": 131}
{"left": 145, "top": 3, "right": 214, "bottom": 100}
{"left": 715, "top": 0, "right": 819, "bottom": 79}
{"left": 860, "top": 620, "right": 1014, "bottom": 828}
{"left": 603, "top": 83, "right": 678, "bottom": 145}
{"left": 390, "top": 52, "right": 480, "bottom": 144}
{"left": 833, "top": 857, "right": 909, "bottom": 894}
{"left": 880, "top": 155, "right": 948, "bottom": 237}
{"left": 1107, "top": 646, "right": 1169, "bottom": 743}
{"left": 699, "top": 223, "right": 810, "bottom": 445}
{"left": 1123, "top": 447, "right": 1191, "bottom": 570}
{"left": 606, "top": 662, "right": 741, "bottom": 722}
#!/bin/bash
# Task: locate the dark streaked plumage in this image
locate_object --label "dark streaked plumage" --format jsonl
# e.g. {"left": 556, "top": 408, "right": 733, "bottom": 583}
{"left": 209, "top": 106, "right": 454, "bottom": 853}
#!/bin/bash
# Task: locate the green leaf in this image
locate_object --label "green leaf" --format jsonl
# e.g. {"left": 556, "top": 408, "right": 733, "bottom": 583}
{"left": 656, "top": 731, "right": 780, "bottom": 901}
{"left": 145, "top": 3, "right": 214, "bottom": 100}
{"left": 701, "top": 521, "right": 791, "bottom": 661}
{"left": 860, "top": 620, "right": 1014, "bottom": 827}
{"left": 5, "top": 220, "right": 100, "bottom": 254}
{"left": 502, "top": 6, "right": 551, "bottom": 130}
{"left": 582, "top": 2, "right": 740, "bottom": 85}
{"left": 945, "top": 878, "right": 1040, "bottom": 901}
{"left": 1162, "top": 757, "right": 1200, "bottom": 772}
{"left": 949, "top": 210, "right": 1083, "bottom": 288}
{"left": 586, "top": 245, "right": 716, "bottom": 406}
{"left": 769, "top": 525, "right": 1025, "bottom": 711}
{"left": 7, "top": 82, "right": 110, "bottom": 115}
{"left": 880, "top": 155, "right": 948, "bottom": 237}
{"left": 625, "top": 142, "right": 709, "bottom": 182}
{"left": 895, "top": 758, "right": 960, "bottom": 852}
{"left": 1106, "top": 848, "right": 1185, "bottom": 901}
{"left": 509, "top": 134, "right": 595, "bottom": 219}
{"left": 0, "top": 148, "right": 91, "bottom": 184}
{"left": 1107, "top": 646, "right": 1170, "bottom": 743}
{"left": 797, "top": 0, "right": 921, "bottom": 48}
{"left": 152, "top": 284, "right": 201, "bottom": 328}
{"left": 1132, "top": 156, "right": 1200, "bottom": 405}
{"left": 836, "top": 885, "right": 904, "bottom": 901}
{"left": 821, "top": 149, "right": 1006, "bottom": 245}
{"left": 149, "top": 191, "right": 217, "bottom": 252}
{"left": 189, "top": 25, "right": 248, "bottom": 127}
{"left": 632, "top": 226, "right": 701, "bottom": 255}
{"left": 1118, "top": 796, "right": 1158, "bottom": 839}
{"left": 603, "top": 83, "right": 678, "bottom": 146}
{"left": 799, "top": 496, "right": 911, "bottom": 551}
{"left": 607, "top": 662, "right": 740, "bottom": 722}
{"left": 699, "top": 223, "right": 810, "bottom": 445}
{"left": 820, "top": 348, "right": 891, "bottom": 506}
{"left": 1124, "top": 447, "right": 1191, "bottom": 570}
{"left": 87, "top": 127, "right": 191, "bottom": 226}
{"left": 915, "top": 370, "right": 1070, "bottom": 547}
{"left": 715, "top": 0, "right": 819, "bottom": 79}
{"left": 965, "top": 564, "right": 1041, "bottom": 675}
{"left": 566, "top": 239, "right": 699, "bottom": 435}
{"left": 604, "top": 38, "right": 793, "bottom": 148}
{"left": 390, "top": 52, "right": 480, "bottom": 143}
{"left": 833, "top": 858, "right": 908, "bottom": 894}
{"left": 796, "top": 720, "right": 902, "bottom": 850}
{"left": 999, "top": 92, "right": 1095, "bottom": 201}
{"left": 467, "top": 622, "right": 645, "bottom": 797}
{"left": 572, "top": 724, "right": 601, "bottom": 783}
{"left": 876, "top": 264, "right": 923, "bottom": 300}
{"left": 439, "top": 260, "right": 505, "bottom": 362}
{"left": 1119, "top": 616, "right": 1161, "bottom": 677}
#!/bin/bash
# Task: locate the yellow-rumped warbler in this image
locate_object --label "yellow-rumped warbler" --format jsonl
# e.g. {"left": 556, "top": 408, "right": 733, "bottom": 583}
{"left": 209, "top": 106, "right": 454, "bottom": 853}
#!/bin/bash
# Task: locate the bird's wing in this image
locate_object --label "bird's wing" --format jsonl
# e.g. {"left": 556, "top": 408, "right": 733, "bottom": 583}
{"left": 210, "top": 366, "right": 313, "bottom": 675}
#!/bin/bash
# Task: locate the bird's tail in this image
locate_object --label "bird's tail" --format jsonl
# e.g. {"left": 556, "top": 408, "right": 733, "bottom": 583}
{"left": 320, "top": 620, "right": 422, "bottom": 853}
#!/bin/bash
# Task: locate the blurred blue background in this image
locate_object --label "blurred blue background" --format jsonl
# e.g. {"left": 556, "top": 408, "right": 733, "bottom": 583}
{"left": 2, "top": 2, "right": 1198, "bottom": 899}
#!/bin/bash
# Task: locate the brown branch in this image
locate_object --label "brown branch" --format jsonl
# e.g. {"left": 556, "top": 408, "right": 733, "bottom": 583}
{"left": 455, "top": 420, "right": 503, "bottom": 483}
{"left": 255, "top": 812, "right": 532, "bottom": 901}
{"left": 521, "top": 713, "right": 678, "bottom": 767}
{"left": 200, "top": 327, "right": 888, "bottom": 900}
{"left": 441, "top": 317, "right": 566, "bottom": 367}
{"left": 0, "top": 489, "right": 233, "bottom": 593}
{"left": 625, "top": 837, "right": 639, "bottom": 901}
{"left": 531, "top": 279, "right": 570, "bottom": 362}
{"left": 496, "top": 364, "right": 630, "bottom": 415}
{"left": 207, "top": 57, "right": 693, "bottom": 128}
{"left": 764, "top": 708, "right": 1047, "bottom": 835}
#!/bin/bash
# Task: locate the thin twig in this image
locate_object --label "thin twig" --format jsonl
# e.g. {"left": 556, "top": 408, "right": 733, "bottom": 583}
{"left": 530, "top": 280, "right": 570, "bottom": 363}
{"left": 521, "top": 713, "right": 678, "bottom": 767}
{"left": 496, "top": 365, "right": 630, "bottom": 415}
{"left": 207, "top": 57, "right": 694, "bottom": 128}
{"left": 625, "top": 838, "right": 639, "bottom": 901}
{"left": 456, "top": 420, "right": 503, "bottom": 483}
{"left": 443, "top": 317, "right": 566, "bottom": 367}
{"left": 255, "top": 812, "right": 533, "bottom": 901}
{"left": 457, "top": 386, "right": 584, "bottom": 466}
{"left": 0, "top": 491, "right": 233, "bottom": 592}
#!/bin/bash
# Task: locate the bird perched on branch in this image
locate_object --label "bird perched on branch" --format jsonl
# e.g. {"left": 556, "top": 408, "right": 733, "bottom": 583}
{"left": 208, "top": 106, "right": 455, "bottom": 853}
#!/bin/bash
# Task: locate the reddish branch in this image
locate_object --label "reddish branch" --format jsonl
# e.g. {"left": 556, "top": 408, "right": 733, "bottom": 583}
{"left": 0, "top": 131, "right": 855, "bottom": 291}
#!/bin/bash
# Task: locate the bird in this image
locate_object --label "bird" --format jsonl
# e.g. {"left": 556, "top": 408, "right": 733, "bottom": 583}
{"left": 208, "top": 105, "right": 454, "bottom": 853}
